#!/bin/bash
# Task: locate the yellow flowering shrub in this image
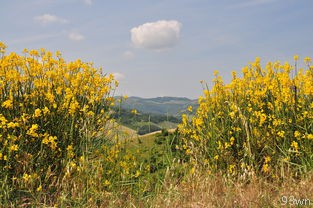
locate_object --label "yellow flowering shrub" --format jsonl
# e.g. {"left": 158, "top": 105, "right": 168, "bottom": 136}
{"left": 0, "top": 42, "right": 117, "bottom": 201}
{"left": 178, "top": 57, "right": 313, "bottom": 178}
{"left": 99, "top": 141, "right": 148, "bottom": 190}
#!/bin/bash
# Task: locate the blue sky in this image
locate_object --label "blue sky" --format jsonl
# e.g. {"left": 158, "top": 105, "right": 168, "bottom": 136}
{"left": 1, "top": 0, "right": 313, "bottom": 98}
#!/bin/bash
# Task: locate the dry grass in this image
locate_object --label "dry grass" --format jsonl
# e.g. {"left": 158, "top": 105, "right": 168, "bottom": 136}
{"left": 12, "top": 171, "right": 312, "bottom": 208}
{"left": 151, "top": 172, "right": 313, "bottom": 208}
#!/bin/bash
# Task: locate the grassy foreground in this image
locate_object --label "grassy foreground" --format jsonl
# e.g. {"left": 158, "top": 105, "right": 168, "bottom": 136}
{"left": 151, "top": 172, "right": 313, "bottom": 208}
{"left": 1, "top": 43, "right": 312, "bottom": 207}
{"left": 115, "top": 132, "right": 313, "bottom": 208}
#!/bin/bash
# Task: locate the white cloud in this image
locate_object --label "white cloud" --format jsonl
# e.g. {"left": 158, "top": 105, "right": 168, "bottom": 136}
{"left": 112, "top": 72, "right": 125, "bottom": 80}
{"left": 83, "top": 0, "right": 93, "bottom": 5}
{"left": 68, "top": 32, "right": 85, "bottom": 41}
{"left": 123, "top": 51, "right": 135, "bottom": 60}
{"left": 130, "top": 20, "right": 182, "bottom": 51}
{"left": 34, "top": 14, "right": 69, "bottom": 25}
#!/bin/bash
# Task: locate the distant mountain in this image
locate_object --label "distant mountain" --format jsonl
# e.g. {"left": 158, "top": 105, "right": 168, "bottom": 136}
{"left": 115, "top": 96, "right": 198, "bottom": 116}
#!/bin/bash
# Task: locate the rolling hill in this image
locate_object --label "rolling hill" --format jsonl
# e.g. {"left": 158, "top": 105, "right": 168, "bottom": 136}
{"left": 115, "top": 96, "right": 198, "bottom": 116}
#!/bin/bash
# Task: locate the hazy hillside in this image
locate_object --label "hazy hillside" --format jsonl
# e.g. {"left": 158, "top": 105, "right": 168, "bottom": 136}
{"left": 115, "top": 96, "right": 198, "bottom": 116}
{"left": 112, "top": 107, "right": 181, "bottom": 135}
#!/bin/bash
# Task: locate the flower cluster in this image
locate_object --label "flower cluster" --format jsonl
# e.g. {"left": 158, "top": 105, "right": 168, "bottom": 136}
{"left": 178, "top": 57, "right": 313, "bottom": 178}
{"left": 0, "top": 42, "right": 117, "bottom": 199}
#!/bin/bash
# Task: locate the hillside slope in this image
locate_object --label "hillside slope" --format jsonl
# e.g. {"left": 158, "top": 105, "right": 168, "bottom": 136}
{"left": 116, "top": 96, "right": 198, "bottom": 116}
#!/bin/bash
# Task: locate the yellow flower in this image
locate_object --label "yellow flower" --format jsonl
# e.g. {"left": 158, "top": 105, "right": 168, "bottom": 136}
{"left": 190, "top": 166, "right": 195, "bottom": 174}
{"left": 27, "top": 124, "right": 39, "bottom": 137}
{"left": 262, "top": 163, "right": 270, "bottom": 173}
{"left": 264, "top": 156, "right": 271, "bottom": 163}
{"left": 135, "top": 170, "right": 141, "bottom": 178}
{"left": 181, "top": 114, "right": 188, "bottom": 125}
{"left": 23, "top": 173, "right": 31, "bottom": 182}
{"left": 86, "top": 110, "right": 95, "bottom": 117}
{"left": 42, "top": 107, "right": 50, "bottom": 115}
{"left": 304, "top": 56, "right": 311, "bottom": 64}
{"left": 2, "top": 99, "right": 13, "bottom": 109}
{"left": 48, "top": 136, "right": 58, "bottom": 150}
{"left": 229, "top": 111, "right": 235, "bottom": 119}
{"left": 283, "top": 157, "right": 290, "bottom": 162}
{"left": 69, "top": 161, "right": 76, "bottom": 168}
{"left": 294, "top": 131, "right": 301, "bottom": 139}
{"left": 7, "top": 122, "right": 19, "bottom": 128}
{"left": 67, "top": 145, "right": 75, "bottom": 158}
{"left": 293, "top": 55, "right": 299, "bottom": 61}
{"left": 33, "top": 108, "right": 42, "bottom": 118}
{"left": 56, "top": 87, "right": 63, "bottom": 95}
{"left": 0, "top": 42, "right": 7, "bottom": 49}
{"left": 277, "top": 130, "right": 285, "bottom": 138}
{"left": 231, "top": 71, "right": 237, "bottom": 79}
{"left": 69, "top": 100, "right": 80, "bottom": 115}
{"left": 36, "top": 185, "right": 42, "bottom": 192}
{"left": 79, "top": 156, "right": 85, "bottom": 163}
{"left": 224, "top": 142, "right": 230, "bottom": 149}
{"left": 103, "top": 180, "right": 111, "bottom": 186}
{"left": 131, "top": 109, "right": 138, "bottom": 115}
{"left": 185, "top": 149, "right": 191, "bottom": 155}
{"left": 291, "top": 141, "right": 299, "bottom": 152}
{"left": 228, "top": 164, "right": 235, "bottom": 174}
{"left": 259, "top": 113, "right": 267, "bottom": 126}
{"left": 230, "top": 137, "right": 235, "bottom": 145}
{"left": 9, "top": 144, "right": 19, "bottom": 152}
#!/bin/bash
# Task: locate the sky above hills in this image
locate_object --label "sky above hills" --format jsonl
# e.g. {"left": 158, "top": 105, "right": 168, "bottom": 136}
{"left": 1, "top": 0, "right": 313, "bottom": 98}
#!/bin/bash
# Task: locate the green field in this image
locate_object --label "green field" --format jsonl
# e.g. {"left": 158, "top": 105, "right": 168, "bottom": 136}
{"left": 112, "top": 106, "right": 180, "bottom": 135}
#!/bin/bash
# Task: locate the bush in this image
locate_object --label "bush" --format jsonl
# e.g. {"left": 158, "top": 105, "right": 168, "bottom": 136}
{"left": 178, "top": 57, "right": 313, "bottom": 178}
{"left": 0, "top": 42, "right": 117, "bottom": 203}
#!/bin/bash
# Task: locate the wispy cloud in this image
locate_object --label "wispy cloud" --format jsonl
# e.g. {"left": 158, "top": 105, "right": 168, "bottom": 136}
{"left": 112, "top": 72, "right": 125, "bottom": 81}
{"left": 34, "top": 14, "right": 69, "bottom": 25}
{"left": 68, "top": 32, "right": 85, "bottom": 41}
{"left": 123, "top": 51, "right": 135, "bottom": 60}
{"left": 83, "top": 0, "right": 93, "bottom": 5}
{"left": 131, "top": 20, "right": 182, "bottom": 51}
